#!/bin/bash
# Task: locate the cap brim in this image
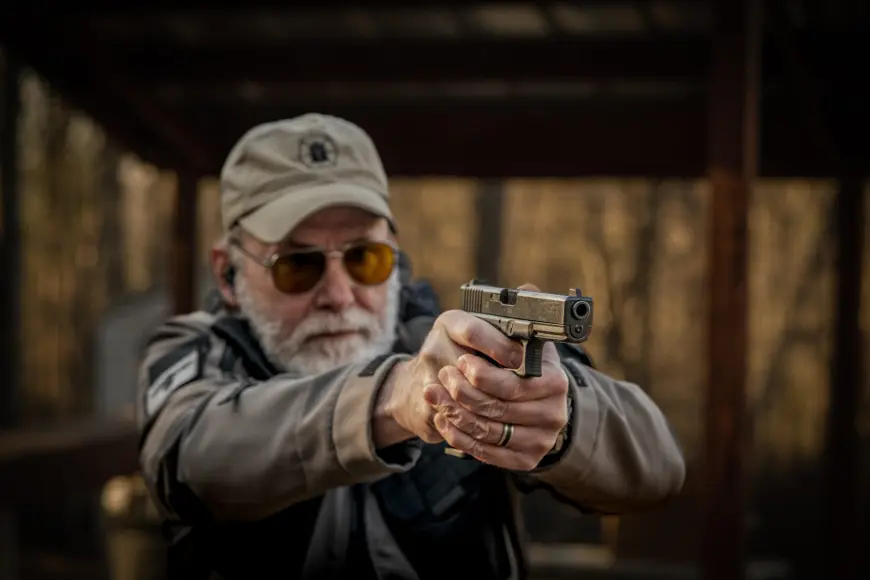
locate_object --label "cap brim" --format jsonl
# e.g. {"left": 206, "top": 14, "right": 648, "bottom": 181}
{"left": 237, "top": 182, "right": 393, "bottom": 244}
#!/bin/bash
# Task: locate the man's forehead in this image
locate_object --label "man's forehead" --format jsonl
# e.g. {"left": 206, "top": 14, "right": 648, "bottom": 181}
{"left": 299, "top": 205, "right": 382, "bottom": 228}
{"left": 283, "top": 206, "right": 388, "bottom": 245}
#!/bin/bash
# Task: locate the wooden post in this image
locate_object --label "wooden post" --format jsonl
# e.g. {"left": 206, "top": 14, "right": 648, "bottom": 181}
{"left": 474, "top": 179, "right": 504, "bottom": 285}
{"left": 702, "top": 0, "right": 760, "bottom": 579}
{"left": 824, "top": 176, "right": 864, "bottom": 580}
{"left": 0, "top": 50, "right": 21, "bottom": 429}
{"left": 171, "top": 171, "right": 199, "bottom": 314}
{"left": 0, "top": 48, "right": 21, "bottom": 580}
{"left": 767, "top": 9, "right": 864, "bottom": 577}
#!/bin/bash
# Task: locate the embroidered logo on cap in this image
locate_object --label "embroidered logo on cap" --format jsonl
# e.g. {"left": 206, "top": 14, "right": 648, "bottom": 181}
{"left": 299, "top": 134, "right": 338, "bottom": 168}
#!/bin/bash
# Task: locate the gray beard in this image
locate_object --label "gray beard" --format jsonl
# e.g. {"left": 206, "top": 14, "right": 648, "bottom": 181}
{"left": 234, "top": 271, "right": 401, "bottom": 377}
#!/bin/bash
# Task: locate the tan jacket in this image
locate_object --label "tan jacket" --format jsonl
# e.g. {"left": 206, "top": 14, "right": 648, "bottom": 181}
{"left": 137, "top": 308, "right": 685, "bottom": 525}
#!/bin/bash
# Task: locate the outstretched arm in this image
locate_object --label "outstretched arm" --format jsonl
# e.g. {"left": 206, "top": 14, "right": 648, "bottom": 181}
{"left": 522, "top": 351, "right": 686, "bottom": 513}
{"left": 137, "top": 313, "right": 419, "bottom": 523}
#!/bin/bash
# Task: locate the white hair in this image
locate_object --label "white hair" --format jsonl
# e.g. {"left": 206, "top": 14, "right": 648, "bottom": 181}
{"left": 233, "top": 252, "right": 401, "bottom": 377}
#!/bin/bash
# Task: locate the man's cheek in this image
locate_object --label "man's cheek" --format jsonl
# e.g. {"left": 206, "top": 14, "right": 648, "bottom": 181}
{"left": 270, "top": 295, "right": 310, "bottom": 325}
{"left": 359, "top": 287, "right": 389, "bottom": 314}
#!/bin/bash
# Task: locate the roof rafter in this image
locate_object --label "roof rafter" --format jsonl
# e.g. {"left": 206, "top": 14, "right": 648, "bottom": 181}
{"left": 120, "top": 37, "right": 707, "bottom": 85}
{"left": 1, "top": 18, "right": 220, "bottom": 175}
{"left": 138, "top": 94, "right": 866, "bottom": 178}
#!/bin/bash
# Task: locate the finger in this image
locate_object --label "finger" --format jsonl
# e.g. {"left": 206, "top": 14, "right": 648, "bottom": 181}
{"left": 437, "top": 364, "right": 508, "bottom": 418}
{"left": 458, "top": 353, "right": 568, "bottom": 402}
{"left": 437, "top": 365, "right": 566, "bottom": 430}
{"left": 416, "top": 326, "right": 475, "bottom": 372}
{"left": 422, "top": 380, "right": 451, "bottom": 408}
{"left": 433, "top": 414, "right": 553, "bottom": 472}
{"left": 517, "top": 282, "right": 540, "bottom": 291}
{"left": 410, "top": 380, "right": 446, "bottom": 441}
{"left": 436, "top": 310, "right": 524, "bottom": 370}
{"left": 541, "top": 340, "right": 562, "bottom": 367}
{"left": 434, "top": 397, "right": 551, "bottom": 451}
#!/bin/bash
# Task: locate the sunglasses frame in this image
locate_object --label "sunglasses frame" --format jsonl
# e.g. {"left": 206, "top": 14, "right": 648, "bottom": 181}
{"left": 228, "top": 237, "right": 398, "bottom": 293}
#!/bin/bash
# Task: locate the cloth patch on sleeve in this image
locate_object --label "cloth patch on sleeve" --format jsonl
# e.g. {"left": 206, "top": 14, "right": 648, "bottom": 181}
{"left": 145, "top": 339, "right": 205, "bottom": 417}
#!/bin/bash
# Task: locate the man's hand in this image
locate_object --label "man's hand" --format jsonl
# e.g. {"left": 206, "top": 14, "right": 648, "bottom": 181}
{"left": 428, "top": 347, "right": 568, "bottom": 472}
{"left": 429, "top": 282, "right": 569, "bottom": 471}
{"left": 377, "top": 282, "right": 570, "bottom": 471}
{"left": 377, "top": 298, "right": 530, "bottom": 445}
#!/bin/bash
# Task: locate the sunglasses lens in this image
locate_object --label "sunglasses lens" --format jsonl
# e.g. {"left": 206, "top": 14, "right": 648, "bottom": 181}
{"left": 271, "top": 252, "right": 326, "bottom": 294}
{"left": 344, "top": 242, "right": 396, "bottom": 286}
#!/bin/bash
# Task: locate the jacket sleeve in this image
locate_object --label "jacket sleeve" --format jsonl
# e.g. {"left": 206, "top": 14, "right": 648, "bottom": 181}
{"left": 519, "top": 353, "right": 686, "bottom": 513}
{"left": 136, "top": 313, "right": 421, "bottom": 523}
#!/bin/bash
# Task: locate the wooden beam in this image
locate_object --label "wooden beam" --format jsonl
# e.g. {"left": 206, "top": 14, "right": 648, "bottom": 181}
{"left": 114, "top": 33, "right": 870, "bottom": 87}
{"left": 766, "top": 5, "right": 866, "bottom": 577}
{"left": 172, "top": 172, "right": 199, "bottom": 314}
{"left": 0, "top": 49, "right": 21, "bottom": 430}
{"left": 177, "top": 95, "right": 869, "bottom": 179}
{"left": 123, "top": 37, "right": 708, "bottom": 84}
{"left": 0, "top": 20, "right": 219, "bottom": 175}
{"left": 824, "top": 177, "right": 864, "bottom": 580}
{"left": 0, "top": 44, "right": 175, "bottom": 171}
{"left": 0, "top": 46, "right": 22, "bottom": 580}
{"left": 1, "top": 0, "right": 709, "bottom": 18}
{"left": 203, "top": 98, "right": 707, "bottom": 178}
{"left": 702, "top": 1, "right": 760, "bottom": 580}
{"left": 51, "top": 36, "right": 217, "bottom": 176}
{"left": 7, "top": 31, "right": 870, "bottom": 181}
{"left": 0, "top": 419, "right": 139, "bottom": 507}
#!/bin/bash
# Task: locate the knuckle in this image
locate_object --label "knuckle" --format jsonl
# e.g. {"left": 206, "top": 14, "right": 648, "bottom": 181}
{"left": 437, "top": 310, "right": 467, "bottom": 335}
{"left": 443, "top": 376, "right": 459, "bottom": 399}
{"left": 533, "top": 438, "right": 553, "bottom": 457}
{"left": 452, "top": 409, "right": 473, "bottom": 432}
{"left": 471, "top": 419, "right": 490, "bottom": 441}
{"left": 468, "top": 438, "right": 484, "bottom": 459}
{"left": 546, "top": 410, "right": 566, "bottom": 431}
{"left": 479, "top": 398, "right": 508, "bottom": 419}
{"left": 508, "top": 379, "right": 525, "bottom": 401}
{"left": 458, "top": 319, "right": 478, "bottom": 345}
{"left": 463, "top": 360, "right": 481, "bottom": 384}
{"left": 454, "top": 387, "right": 477, "bottom": 408}
{"left": 438, "top": 309, "right": 462, "bottom": 324}
{"left": 551, "top": 368, "right": 570, "bottom": 395}
{"left": 518, "top": 457, "right": 539, "bottom": 472}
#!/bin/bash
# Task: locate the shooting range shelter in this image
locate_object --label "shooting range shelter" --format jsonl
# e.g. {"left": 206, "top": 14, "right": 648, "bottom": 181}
{"left": 1, "top": 1, "right": 867, "bottom": 579}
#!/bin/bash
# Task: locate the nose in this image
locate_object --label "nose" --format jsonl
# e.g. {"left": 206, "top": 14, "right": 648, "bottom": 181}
{"left": 312, "top": 255, "right": 355, "bottom": 310}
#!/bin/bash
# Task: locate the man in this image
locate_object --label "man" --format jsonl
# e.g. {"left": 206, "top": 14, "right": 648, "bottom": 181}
{"left": 137, "top": 113, "right": 686, "bottom": 580}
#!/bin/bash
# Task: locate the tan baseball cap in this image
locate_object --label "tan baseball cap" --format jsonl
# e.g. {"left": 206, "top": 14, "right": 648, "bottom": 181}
{"left": 219, "top": 113, "right": 394, "bottom": 243}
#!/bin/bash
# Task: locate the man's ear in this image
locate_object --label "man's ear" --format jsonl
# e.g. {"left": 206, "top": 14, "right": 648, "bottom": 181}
{"left": 210, "top": 245, "right": 239, "bottom": 309}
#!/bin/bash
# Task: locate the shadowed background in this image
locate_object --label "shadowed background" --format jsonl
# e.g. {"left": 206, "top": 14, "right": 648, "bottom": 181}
{"left": 1, "top": 1, "right": 868, "bottom": 580}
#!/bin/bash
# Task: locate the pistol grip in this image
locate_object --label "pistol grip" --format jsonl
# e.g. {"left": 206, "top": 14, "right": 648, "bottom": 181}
{"left": 514, "top": 338, "right": 545, "bottom": 378}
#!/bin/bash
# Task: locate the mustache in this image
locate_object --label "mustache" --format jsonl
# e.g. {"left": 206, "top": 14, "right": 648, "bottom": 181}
{"left": 290, "top": 309, "right": 375, "bottom": 342}
{"left": 233, "top": 268, "right": 401, "bottom": 375}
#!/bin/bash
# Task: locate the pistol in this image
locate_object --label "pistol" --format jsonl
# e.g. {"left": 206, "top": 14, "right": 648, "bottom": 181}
{"left": 443, "top": 280, "right": 593, "bottom": 460}
{"left": 460, "top": 280, "right": 594, "bottom": 377}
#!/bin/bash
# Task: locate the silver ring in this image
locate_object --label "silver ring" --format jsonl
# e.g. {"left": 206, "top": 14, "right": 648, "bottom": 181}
{"left": 496, "top": 423, "right": 514, "bottom": 447}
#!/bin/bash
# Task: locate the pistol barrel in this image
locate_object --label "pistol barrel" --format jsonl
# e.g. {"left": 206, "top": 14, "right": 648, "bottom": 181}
{"left": 460, "top": 281, "right": 593, "bottom": 344}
